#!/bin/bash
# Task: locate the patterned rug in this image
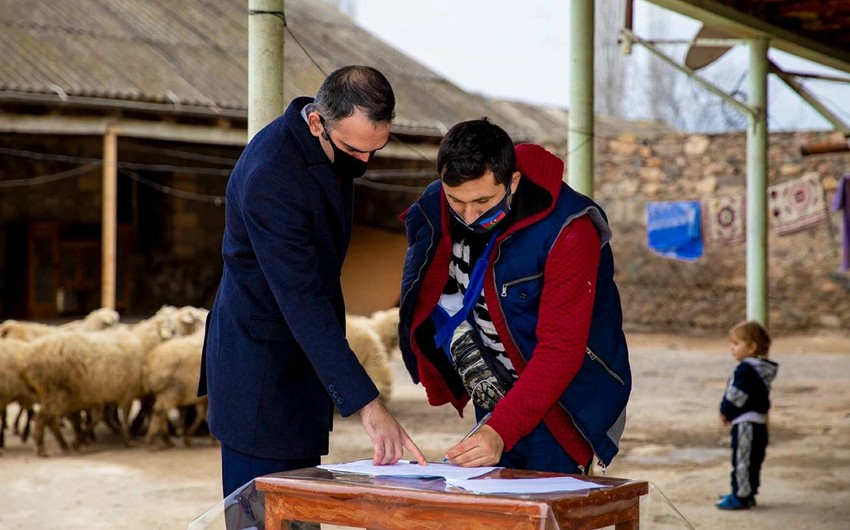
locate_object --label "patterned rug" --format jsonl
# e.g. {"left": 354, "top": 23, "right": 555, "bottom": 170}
{"left": 704, "top": 193, "right": 746, "bottom": 244}
{"left": 768, "top": 173, "right": 828, "bottom": 235}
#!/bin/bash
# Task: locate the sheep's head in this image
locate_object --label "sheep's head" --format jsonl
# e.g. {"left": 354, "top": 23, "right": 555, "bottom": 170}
{"left": 0, "top": 320, "right": 21, "bottom": 338}
{"left": 99, "top": 308, "right": 120, "bottom": 326}
{"left": 155, "top": 305, "right": 178, "bottom": 317}
{"left": 84, "top": 307, "right": 120, "bottom": 328}
{"left": 174, "top": 306, "right": 208, "bottom": 336}
{"left": 158, "top": 319, "right": 176, "bottom": 341}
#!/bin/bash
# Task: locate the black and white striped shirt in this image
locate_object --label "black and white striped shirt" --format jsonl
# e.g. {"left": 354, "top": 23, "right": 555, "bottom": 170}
{"left": 439, "top": 225, "right": 518, "bottom": 381}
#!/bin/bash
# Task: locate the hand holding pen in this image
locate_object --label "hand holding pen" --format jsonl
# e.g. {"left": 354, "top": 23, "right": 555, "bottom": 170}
{"left": 461, "top": 412, "right": 493, "bottom": 443}
{"left": 442, "top": 412, "right": 504, "bottom": 467}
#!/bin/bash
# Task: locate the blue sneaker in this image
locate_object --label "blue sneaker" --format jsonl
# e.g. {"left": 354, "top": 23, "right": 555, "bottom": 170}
{"left": 718, "top": 493, "right": 756, "bottom": 506}
{"left": 716, "top": 495, "right": 753, "bottom": 510}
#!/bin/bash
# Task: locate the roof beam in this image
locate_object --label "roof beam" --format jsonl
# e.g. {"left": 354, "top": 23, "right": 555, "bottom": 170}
{"left": 0, "top": 113, "right": 436, "bottom": 160}
{"left": 644, "top": 0, "right": 850, "bottom": 75}
{"left": 0, "top": 114, "right": 248, "bottom": 145}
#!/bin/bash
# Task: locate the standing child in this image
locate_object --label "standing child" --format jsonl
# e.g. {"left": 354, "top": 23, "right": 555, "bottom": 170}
{"left": 716, "top": 320, "right": 778, "bottom": 510}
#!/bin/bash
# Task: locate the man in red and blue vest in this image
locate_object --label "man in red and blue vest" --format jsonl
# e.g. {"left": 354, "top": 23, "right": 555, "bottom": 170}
{"left": 399, "top": 118, "right": 631, "bottom": 473}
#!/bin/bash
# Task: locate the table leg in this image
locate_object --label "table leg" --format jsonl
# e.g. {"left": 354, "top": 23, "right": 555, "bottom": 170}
{"left": 613, "top": 502, "right": 640, "bottom": 529}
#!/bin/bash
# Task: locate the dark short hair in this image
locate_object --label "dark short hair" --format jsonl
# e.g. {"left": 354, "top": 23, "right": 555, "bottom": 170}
{"left": 313, "top": 65, "right": 395, "bottom": 131}
{"left": 437, "top": 118, "right": 516, "bottom": 187}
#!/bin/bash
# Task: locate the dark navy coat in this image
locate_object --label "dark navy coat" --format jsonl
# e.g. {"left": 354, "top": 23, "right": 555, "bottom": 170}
{"left": 199, "top": 97, "right": 379, "bottom": 459}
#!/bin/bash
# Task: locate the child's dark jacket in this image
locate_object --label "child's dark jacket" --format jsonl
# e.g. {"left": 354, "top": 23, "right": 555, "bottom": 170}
{"left": 720, "top": 357, "right": 779, "bottom": 422}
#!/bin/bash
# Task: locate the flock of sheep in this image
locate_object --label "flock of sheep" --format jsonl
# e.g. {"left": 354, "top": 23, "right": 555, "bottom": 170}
{"left": 0, "top": 305, "right": 400, "bottom": 457}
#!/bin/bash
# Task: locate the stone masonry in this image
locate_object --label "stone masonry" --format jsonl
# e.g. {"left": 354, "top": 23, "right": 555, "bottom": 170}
{"left": 588, "top": 129, "right": 850, "bottom": 333}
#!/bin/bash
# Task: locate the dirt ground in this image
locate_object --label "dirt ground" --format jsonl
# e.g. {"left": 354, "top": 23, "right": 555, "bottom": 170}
{"left": 1, "top": 331, "right": 849, "bottom": 529}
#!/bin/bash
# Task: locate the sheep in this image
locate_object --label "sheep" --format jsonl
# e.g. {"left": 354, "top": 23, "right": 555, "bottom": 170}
{"left": 130, "top": 306, "right": 208, "bottom": 437}
{"left": 0, "top": 307, "right": 120, "bottom": 341}
{"left": 145, "top": 311, "right": 387, "bottom": 442}
{"left": 0, "top": 338, "right": 37, "bottom": 453}
{"left": 142, "top": 330, "right": 210, "bottom": 449}
{"left": 18, "top": 311, "right": 181, "bottom": 456}
{"left": 367, "top": 307, "right": 401, "bottom": 359}
{"left": 345, "top": 315, "right": 393, "bottom": 405}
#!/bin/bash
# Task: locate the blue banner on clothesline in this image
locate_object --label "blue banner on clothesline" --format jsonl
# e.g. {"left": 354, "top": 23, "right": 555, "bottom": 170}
{"left": 646, "top": 201, "right": 703, "bottom": 261}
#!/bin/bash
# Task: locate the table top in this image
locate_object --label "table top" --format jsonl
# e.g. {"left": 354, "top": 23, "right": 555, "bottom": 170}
{"left": 255, "top": 465, "right": 649, "bottom": 510}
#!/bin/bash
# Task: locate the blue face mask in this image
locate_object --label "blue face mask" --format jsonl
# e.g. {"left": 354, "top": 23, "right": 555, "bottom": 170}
{"left": 450, "top": 186, "right": 513, "bottom": 234}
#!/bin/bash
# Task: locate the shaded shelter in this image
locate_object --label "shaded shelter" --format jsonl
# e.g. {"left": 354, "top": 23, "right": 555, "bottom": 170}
{"left": 615, "top": 0, "right": 850, "bottom": 325}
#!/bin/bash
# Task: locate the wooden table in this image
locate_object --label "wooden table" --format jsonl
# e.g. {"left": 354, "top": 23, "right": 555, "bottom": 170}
{"left": 255, "top": 466, "right": 649, "bottom": 530}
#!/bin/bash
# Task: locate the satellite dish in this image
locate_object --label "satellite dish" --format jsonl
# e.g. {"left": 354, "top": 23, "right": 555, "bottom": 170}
{"left": 685, "top": 25, "right": 735, "bottom": 71}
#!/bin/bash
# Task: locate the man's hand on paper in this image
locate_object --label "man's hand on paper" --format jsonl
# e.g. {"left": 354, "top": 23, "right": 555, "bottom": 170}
{"left": 444, "top": 425, "right": 504, "bottom": 467}
{"left": 359, "top": 398, "right": 428, "bottom": 466}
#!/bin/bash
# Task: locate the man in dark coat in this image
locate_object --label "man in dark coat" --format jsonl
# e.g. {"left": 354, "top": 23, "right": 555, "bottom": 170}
{"left": 199, "top": 66, "right": 426, "bottom": 497}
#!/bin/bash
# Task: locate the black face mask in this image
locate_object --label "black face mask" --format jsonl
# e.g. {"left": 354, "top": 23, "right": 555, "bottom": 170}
{"left": 320, "top": 116, "right": 372, "bottom": 179}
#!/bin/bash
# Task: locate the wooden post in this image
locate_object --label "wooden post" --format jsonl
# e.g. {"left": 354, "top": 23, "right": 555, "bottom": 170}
{"left": 101, "top": 128, "right": 117, "bottom": 310}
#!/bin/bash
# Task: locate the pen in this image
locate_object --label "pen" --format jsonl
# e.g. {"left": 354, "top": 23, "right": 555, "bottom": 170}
{"left": 443, "top": 412, "right": 492, "bottom": 463}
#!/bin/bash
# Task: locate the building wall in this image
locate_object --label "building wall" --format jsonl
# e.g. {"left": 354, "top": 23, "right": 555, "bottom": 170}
{"left": 0, "top": 134, "right": 236, "bottom": 317}
{"left": 133, "top": 169, "right": 228, "bottom": 313}
{"left": 341, "top": 225, "right": 408, "bottom": 316}
{"left": 0, "top": 135, "right": 105, "bottom": 316}
{"left": 593, "top": 129, "right": 850, "bottom": 332}
{"left": 346, "top": 129, "right": 850, "bottom": 333}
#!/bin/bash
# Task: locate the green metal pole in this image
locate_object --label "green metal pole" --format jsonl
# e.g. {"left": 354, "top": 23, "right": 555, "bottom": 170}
{"left": 747, "top": 37, "right": 769, "bottom": 327}
{"left": 569, "top": 0, "right": 595, "bottom": 197}
{"left": 248, "top": 0, "right": 285, "bottom": 140}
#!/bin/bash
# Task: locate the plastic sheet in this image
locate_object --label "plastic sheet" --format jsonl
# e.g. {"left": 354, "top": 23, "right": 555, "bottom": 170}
{"left": 188, "top": 468, "right": 694, "bottom": 529}
{"left": 189, "top": 480, "right": 319, "bottom": 530}
{"left": 639, "top": 482, "right": 697, "bottom": 529}
{"left": 188, "top": 480, "right": 263, "bottom": 530}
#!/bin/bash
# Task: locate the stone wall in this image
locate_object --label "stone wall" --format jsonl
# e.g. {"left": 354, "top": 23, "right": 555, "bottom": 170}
{"left": 591, "top": 129, "right": 850, "bottom": 333}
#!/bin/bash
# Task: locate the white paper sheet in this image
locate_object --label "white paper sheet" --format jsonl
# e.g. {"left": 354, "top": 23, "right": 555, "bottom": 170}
{"left": 446, "top": 476, "right": 606, "bottom": 494}
{"left": 318, "top": 459, "right": 500, "bottom": 481}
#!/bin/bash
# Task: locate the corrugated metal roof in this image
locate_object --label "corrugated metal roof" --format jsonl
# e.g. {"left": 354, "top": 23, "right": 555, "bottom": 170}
{"left": 0, "top": 0, "right": 247, "bottom": 109}
{"left": 0, "top": 0, "right": 671, "bottom": 140}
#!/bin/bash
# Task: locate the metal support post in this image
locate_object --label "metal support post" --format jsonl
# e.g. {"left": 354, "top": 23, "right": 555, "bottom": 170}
{"left": 569, "top": 0, "right": 595, "bottom": 197}
{"left": 746, "top": 37, "right": 769, "bottom": 326}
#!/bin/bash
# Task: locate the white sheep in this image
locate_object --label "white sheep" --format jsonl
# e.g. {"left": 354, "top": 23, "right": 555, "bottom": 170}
{"left": 142, "top": 330, "right": 210, "bottom": 449}
{"left": 345, "top": 315, "right": 393, "bottom": 405}
{"left": 0, "top": 338, "right": 37, "bottom": 453}
{"left": 130, "top": 306, "right": 208, "bottom": 437}
{"left": 367, "top": 307, "right": 401, "bottom": 358}
{"left": 0, "top": 307, "right": 120, "bottom": 341}
{"left": 19, "top": 311, "right": 180, "bottom": 456}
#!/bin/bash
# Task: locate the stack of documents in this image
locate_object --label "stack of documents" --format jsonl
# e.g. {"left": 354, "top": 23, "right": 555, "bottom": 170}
{"left": 318, "top": 460, "right": 605, "bottom": 494}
